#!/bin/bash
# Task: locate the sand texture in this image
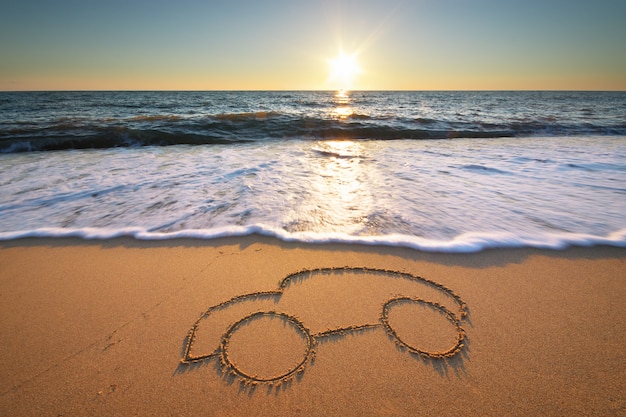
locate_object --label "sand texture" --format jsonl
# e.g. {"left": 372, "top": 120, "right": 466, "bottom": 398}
{"left": 0, "top": 237, "right": 625, "bottom": 416}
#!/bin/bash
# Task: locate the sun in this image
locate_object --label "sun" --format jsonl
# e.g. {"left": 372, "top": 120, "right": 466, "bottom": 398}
{"left": 328, "top": 51, "right": 362, "bottom": 90}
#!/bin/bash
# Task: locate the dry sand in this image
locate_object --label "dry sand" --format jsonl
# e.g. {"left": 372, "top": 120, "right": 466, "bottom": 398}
{"left": 0, "top": 236, "right": 624, "bottom": 416}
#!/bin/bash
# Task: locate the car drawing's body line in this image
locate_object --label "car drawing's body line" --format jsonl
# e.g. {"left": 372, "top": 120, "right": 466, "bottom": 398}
{"left": 180, "top": 267, "right": 469, "bottom": 387}
{"left": 182, "top": 291, "right": 283, "bottom": 363}
{"left": 313, "top": 323, "right": 380, "bottom": 339}
{"left": 199, "top": 291, "right": 283, "bottom": 319}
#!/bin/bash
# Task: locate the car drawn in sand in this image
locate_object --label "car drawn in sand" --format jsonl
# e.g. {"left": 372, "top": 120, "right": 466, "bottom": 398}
{"left": 181, "top": 267, "right": 468, "bottom": 386}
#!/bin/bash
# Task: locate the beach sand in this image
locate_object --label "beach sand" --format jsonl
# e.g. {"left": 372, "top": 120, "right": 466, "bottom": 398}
{"left": 0, "top": 237, "right": 624, "bottom": 416}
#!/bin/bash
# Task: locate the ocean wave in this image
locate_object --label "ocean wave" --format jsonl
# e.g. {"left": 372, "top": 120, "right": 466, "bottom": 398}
{"left": 0, "top": 126, "right": 253, "bottom": 152}
{"left": 2, "top": 90, "right": 626, "bottom": 153}
{"left": 1, "top": 226, "right": 625, "bottom": 253}
{"left": 4, "top": 114, "right": 626, "bottom": 153}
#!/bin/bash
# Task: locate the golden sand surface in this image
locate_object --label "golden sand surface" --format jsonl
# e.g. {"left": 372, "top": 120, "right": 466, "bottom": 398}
{"left": 0, "top": 237, "right": 624, "bottom": 416}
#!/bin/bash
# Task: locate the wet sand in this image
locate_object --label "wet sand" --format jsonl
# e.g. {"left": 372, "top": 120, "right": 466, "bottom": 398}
{"left": 0, "top": 237, "right": 624, "bottom": 416}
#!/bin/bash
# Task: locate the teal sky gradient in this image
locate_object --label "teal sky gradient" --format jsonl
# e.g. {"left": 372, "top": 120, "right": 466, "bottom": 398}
{"left": 1, "top": 0, "right": 625, "bottom": 90}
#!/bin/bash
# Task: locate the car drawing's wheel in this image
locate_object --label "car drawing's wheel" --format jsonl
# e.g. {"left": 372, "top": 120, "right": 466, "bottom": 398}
{"left": 220, "top": 311, "right": 316, "bottom": 384}
{"left": 381, "top": 297, "right": 465, "bottom": 359}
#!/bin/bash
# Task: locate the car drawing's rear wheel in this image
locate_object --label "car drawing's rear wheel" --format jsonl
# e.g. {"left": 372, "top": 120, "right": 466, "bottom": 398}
{"left": 381, "top": 297, "right": 465, "bottom": 359}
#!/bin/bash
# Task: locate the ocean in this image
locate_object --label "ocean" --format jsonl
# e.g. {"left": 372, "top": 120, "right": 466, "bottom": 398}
{"left": 1, "top": 90, "right": 625, "bottom": 252}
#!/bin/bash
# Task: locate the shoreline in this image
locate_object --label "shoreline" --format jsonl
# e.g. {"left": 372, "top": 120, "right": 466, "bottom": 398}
{"left": 1, "top": 237, "right": 625, "bottom": 416}
{"left": 2, "top": 228, "right": 626, "bottom": 254}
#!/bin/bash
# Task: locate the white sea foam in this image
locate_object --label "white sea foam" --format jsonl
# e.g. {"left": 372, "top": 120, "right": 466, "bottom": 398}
{"left": 1, "top": 136, "right": 625, "bottom": 252}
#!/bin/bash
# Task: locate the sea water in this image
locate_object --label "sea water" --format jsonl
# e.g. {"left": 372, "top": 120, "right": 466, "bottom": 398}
{"left": 1, "top": 91, "right": 625, "bottom": 252}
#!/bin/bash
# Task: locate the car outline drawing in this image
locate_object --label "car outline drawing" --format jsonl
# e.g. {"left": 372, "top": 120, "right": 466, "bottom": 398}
{"left": 181, "top": 267, "right": 468, "bottom": 386}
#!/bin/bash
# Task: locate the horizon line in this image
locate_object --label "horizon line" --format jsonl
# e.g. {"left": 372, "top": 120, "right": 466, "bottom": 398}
{"left": 2, "top": 88, "right": 625, "bottom": 93}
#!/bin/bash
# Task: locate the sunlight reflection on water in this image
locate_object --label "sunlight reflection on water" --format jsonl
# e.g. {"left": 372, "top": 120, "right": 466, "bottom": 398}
{"left": 285, "top": 140, "right": 376, "bottom": 234}
{"left": 332, "top": 89, "right": 353, "bottom": 119}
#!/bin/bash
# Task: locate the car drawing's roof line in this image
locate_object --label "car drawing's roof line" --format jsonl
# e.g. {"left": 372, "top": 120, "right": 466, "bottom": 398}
{"left": 279, "top": 267, "right": 467, "bottom": 318}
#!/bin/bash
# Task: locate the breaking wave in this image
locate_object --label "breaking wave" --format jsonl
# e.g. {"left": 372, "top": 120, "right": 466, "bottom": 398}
{"left": 2, "top": 112, "right": 625, "bottom": 153}
{"left": 2, "top": 90, "right": 626, "bottom": 152}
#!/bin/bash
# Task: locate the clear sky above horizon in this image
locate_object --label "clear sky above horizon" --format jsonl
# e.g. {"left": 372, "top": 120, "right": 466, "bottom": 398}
{"left": 1, "top": 0, "right": 625, "bottom": 91}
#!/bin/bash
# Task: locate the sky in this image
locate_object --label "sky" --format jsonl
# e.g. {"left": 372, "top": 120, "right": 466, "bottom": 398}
{"left": 1, "top": 0, "right": 625, "bottom": 91}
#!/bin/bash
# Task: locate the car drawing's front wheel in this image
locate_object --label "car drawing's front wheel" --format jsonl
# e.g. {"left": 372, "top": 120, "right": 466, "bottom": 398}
{"left": 220, "top": 311, "right": 316, "bottom": 384}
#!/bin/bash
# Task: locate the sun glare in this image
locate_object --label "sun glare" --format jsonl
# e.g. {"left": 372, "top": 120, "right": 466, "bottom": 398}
{"left": 328, "top": 51, "right": 362, "bottom": 90}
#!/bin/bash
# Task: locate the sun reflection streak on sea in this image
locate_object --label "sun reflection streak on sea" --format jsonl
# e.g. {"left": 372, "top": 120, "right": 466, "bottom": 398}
{"left": 283, "top": 140, "right": 377, "bottom": 235}
{"left": 332, "top": 90, "right": 353, "bottom": 119}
